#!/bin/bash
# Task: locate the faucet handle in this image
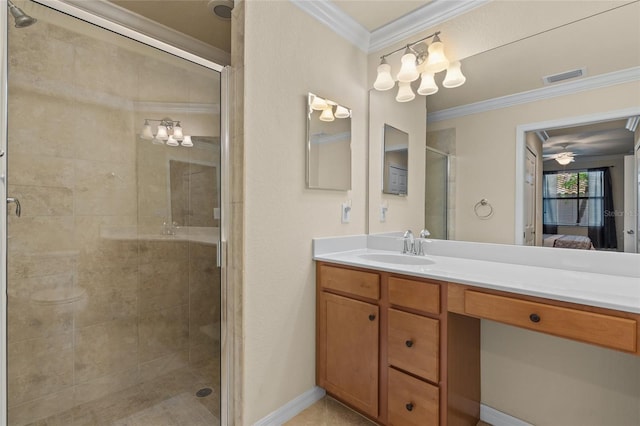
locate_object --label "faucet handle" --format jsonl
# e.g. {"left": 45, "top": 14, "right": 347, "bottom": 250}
{"left": 403, "top": 229, "right": 414, "bottom": 238}
{"left": 419, "top": 229, "right": 431, "bottom": 238}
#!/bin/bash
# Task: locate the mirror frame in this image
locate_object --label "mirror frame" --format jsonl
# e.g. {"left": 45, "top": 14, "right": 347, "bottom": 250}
{"left": 306, "top": 92, "right": 352, "bottom": 191}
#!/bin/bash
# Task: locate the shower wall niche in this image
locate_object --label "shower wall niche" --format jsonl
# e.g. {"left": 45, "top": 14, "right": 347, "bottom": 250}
{"left": 6, "top": 6, "right": 221, "bottom": 425}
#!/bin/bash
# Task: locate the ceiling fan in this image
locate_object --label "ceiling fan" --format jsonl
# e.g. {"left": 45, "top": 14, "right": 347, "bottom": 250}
{"left": 543, "top": 144, "right": 577, "bottom": 165}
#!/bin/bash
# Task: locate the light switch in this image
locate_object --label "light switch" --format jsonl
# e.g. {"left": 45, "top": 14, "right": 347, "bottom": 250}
{"left": 341, "top": 202, "right": 351, "bottom": 223}
{"left": 380, "top": 205, "right": 388, "bottom": 222}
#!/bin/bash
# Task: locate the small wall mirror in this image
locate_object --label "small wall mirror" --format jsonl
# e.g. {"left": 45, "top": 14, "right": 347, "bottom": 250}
{"left": 169, "top": 159, "right": 219, "bottom": 227}
{"left": 306, "top": 92, "right": 352, "bottom": 190}
{"left": 382, "top": 124, "right": 409, "bottom": 195}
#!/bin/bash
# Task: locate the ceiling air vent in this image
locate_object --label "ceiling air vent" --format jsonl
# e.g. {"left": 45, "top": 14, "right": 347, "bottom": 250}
{"left": 542, "top": 67, "right": 587, "bottom": 85}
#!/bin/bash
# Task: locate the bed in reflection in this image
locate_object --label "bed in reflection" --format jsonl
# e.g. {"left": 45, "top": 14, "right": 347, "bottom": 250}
{"left": 543, "top": 234, "right": 596, "bottom": 250}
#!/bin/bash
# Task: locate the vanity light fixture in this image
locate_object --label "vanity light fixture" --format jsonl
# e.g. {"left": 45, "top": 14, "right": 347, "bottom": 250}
{"left": 140, "top": 118, "right": 193, "bottom": 147}
{"left": 309, "top": 94, "right": 351, "bottom": 121}
{"left": 373, "top": 31, "right": 465, "bottom": 102}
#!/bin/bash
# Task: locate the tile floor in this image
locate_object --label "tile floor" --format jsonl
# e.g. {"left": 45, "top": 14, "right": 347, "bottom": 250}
{"left": 286, "top": 396, "right": 493, "bottom": 426}
{"left": 23, "top": 360, "right": 219, "bottom": 426}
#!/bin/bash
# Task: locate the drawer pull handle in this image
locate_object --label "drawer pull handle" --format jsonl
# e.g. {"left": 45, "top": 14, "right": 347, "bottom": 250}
{"left": 405, "top": 339, "right": 414, "bottom": 348}
{"left": 405, "top": 403, "right": 414, "bottom": 412}
{"left": 368, "top": 314, "right": 376, "bottom": 321}
{"left": 529, "top": 313, "right": 541, "bottom": 323}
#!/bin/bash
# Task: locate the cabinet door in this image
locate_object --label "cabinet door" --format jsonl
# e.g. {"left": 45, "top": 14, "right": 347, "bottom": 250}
{"left": 319, "top": 292, "right": 379, "bottom": 418}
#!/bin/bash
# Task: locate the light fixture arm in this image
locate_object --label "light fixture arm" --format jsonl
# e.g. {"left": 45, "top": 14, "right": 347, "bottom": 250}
{"left": 379, "top": 31, "right": 441, "bottom": 61}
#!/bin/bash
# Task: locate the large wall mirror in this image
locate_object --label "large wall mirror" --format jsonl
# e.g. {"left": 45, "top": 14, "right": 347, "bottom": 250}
{"left": 382, "top": 124, "right": 409, "bottom": 195}
{"left": 306, "top": 92, "right": 352, "bottom": 190}
{"left": 366, "top": 1, "right": 640, "bottom": 256}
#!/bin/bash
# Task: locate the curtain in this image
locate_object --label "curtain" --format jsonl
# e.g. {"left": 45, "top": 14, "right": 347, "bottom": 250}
{"left": 542, "top": 174, "right": 558, "bottom": 234}
{"left": 588, "top": 167, "right": 617, "bottom": 249}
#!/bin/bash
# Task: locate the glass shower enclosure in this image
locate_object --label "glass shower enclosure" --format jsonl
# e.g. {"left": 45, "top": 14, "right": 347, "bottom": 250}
{"left": 1, "top": 1, "right": 227, "bottom": 424}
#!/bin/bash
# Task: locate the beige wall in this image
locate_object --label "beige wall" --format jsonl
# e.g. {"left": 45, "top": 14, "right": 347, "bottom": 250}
{"left": 242, "top": 1, "right": 367, "bottom": 423}
{"left": 428, "top": 81, "right": 640, "bottom": 424}
{"left": 369, "top": 89, "right": 426, "bottom": 233}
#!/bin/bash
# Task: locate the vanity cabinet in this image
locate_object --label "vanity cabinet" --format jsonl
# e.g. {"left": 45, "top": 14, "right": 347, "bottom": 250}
{"left": 316, "top": 262, "right": 480, "bottom": 425}
{"left": 317, "top": 265, "right": 380, "bottom": 418}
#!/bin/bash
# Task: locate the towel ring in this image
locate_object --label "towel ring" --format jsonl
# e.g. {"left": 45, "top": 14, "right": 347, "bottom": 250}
{"left": 474, "top": 198, "right": 493, "bottom": 219}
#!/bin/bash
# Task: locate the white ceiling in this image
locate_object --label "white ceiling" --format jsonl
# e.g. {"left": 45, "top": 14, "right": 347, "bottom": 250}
{"left": 542, "top": 119, "right": 636, "bottom": 158}
{"left": 332, "top": 0, "right": 433, "bottom": 32}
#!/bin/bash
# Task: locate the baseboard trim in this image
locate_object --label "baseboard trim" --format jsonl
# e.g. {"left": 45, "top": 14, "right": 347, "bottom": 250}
{"left": 481, "top": 404, "right": 534, "bottom": 426}
{"left": 253, "top": 386, "right": 326, "bottom": 426}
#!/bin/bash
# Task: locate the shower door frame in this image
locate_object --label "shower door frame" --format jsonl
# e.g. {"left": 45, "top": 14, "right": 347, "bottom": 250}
{"left": 0, "top": 1, "right": 233, "bottom": 424}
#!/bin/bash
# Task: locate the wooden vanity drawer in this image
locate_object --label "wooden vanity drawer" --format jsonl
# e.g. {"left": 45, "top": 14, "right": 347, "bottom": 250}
{"left": 319, "top": 264, "right": 379, "bottom": 300}
{"left": 388, "top": 276, "right": 440, "bottom": 314}
{"left": 465, "top": 291, "right": 637, "bottom": 352}
{"left": 388, "top": 367, "right": 439, "bottom": 426}
{"left": 388, "top": 309, "right": 439, "bottom": 382}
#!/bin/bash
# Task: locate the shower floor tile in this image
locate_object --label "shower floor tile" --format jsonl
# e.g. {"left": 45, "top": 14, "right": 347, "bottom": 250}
{"left": 23, "top": 360, "right": 219, "bottom": 426}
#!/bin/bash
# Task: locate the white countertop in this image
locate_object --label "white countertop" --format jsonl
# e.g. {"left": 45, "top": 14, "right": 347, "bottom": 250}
{"left": 313, "top": 235, "right": 640, "bottom": 314}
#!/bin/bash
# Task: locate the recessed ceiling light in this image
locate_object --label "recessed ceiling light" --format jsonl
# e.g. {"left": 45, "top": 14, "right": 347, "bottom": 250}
{"left": 208, "top": 0, "right": 233, "bottom": 20}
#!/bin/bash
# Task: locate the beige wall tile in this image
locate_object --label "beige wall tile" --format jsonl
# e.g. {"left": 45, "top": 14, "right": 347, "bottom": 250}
{"left": 139, "top": 304, "right": 189, "bottom": 363}
{"left": 8, "top": 185, "right": 73, "bottom": 217}
{"left": 8, "top": 333, "right": 74, "bottom": 406}
{"left": 8, "top": 298, "right": 74, "bottom": 343}
{"left": 7, "top": 153, "right": 74, "bottom": 189}
{"left": 74, "top": 318, "right": 138, "bottom": 384}
{"left": 8, "top": 216, "right": 75, "bottom": 254}
{"left": 74, "top": 159, "right": 136, "bottom": 216}
{"left": 138, "top": 261, "right": 189, "bottom": 313}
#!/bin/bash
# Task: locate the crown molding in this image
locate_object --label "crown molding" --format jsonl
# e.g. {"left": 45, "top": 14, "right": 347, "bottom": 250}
{"left": 427, "top": 66, "right": 640, "bottom": 122}
{"left": 290, "top": 0, "right": 370, "bottom": 52}
{"left": 368, "top": 0, "right": 491, "bottom": 53}
{"left": 54, "top": 0, "right": 230, "bottom": 66}
{"left": 290, "top": 0, "right": 485, "bottom": 54}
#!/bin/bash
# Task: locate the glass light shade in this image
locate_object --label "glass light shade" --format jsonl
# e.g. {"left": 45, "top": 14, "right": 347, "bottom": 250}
{"left": 334, "top": 105, "right": 350, "bottom": 119}
{"left": 156, "top": 125, "right": 169, "bottom": 141}
{"left": 397, "top": 50, "right": 419, "bottom": 82}
{"left": 166, "top": 136, "right": 179, "bottom": 147}
{"left": 181, "top": 135, "right": 193, "bottom": 147}
{"left": 310, "top": 95, "right": 328, "bottom": 111}
{"left": 417, "top": 72, "right": 438, "bottom": 96}
{"left": 556, "top": 154, "right": 574, "bottom": 165}
{"left": 141, "top": 122, "right": 154, "bottom": 140}
{"left": 319, "top": 107, "right": 334, "bottom": 122}
{"left": 172, "top": 124, "right": 184, "bottom": 141}
{"left": 443, "top": 61, "right": 466, "bottom": 88}
{"left": 395, "top": 81, "right": 415, "bottom": 103}
{"left": 424, "top": 39, "right": 449, "bottom": 73}
{"left": 373, "top": 62, "right": 395, "bottom": 91}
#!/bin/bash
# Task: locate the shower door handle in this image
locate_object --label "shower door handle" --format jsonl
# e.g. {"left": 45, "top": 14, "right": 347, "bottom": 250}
{"left": 7, "top": 197, "right": 21, "bottom": 217}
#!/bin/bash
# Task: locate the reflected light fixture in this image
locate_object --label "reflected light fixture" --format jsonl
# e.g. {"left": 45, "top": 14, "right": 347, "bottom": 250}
{"left": 308, "top": 93, "right": 351, "bottom": 122}
{"left": 555, "top": 152, "right": 575, "bottom": 165}
{"left": 373, "top": 31, "right": 465, "bottom": 102}
{"left": 140, "top": 118, "right": 193, "bottom": 147}
{"left": 625, "top": 116, "right": 640, "bottom": 132}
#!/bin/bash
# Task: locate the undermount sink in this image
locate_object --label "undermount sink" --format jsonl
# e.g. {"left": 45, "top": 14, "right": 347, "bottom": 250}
{"left": 358, "top": 253, "right": 434, "bottom": 266}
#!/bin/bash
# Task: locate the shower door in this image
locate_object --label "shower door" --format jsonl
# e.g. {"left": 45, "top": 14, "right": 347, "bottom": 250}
{"left": 2, "top": 2, "right": 225, "bottom": 425}
{"left": 425, "top": 147, "right": 449, "bottom": 240}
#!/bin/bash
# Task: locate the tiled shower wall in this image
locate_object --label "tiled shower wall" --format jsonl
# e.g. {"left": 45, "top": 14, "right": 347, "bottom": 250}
{"left": 7, "top": 9, "right": 220, "bottom": 425}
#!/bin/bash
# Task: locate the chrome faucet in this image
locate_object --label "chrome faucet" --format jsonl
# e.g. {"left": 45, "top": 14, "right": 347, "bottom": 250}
{"left": 402, "top": 230, "right": 415, "bottom": 254}
{"left": 416, "top": 229, "right": 431, "bottom": 255}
